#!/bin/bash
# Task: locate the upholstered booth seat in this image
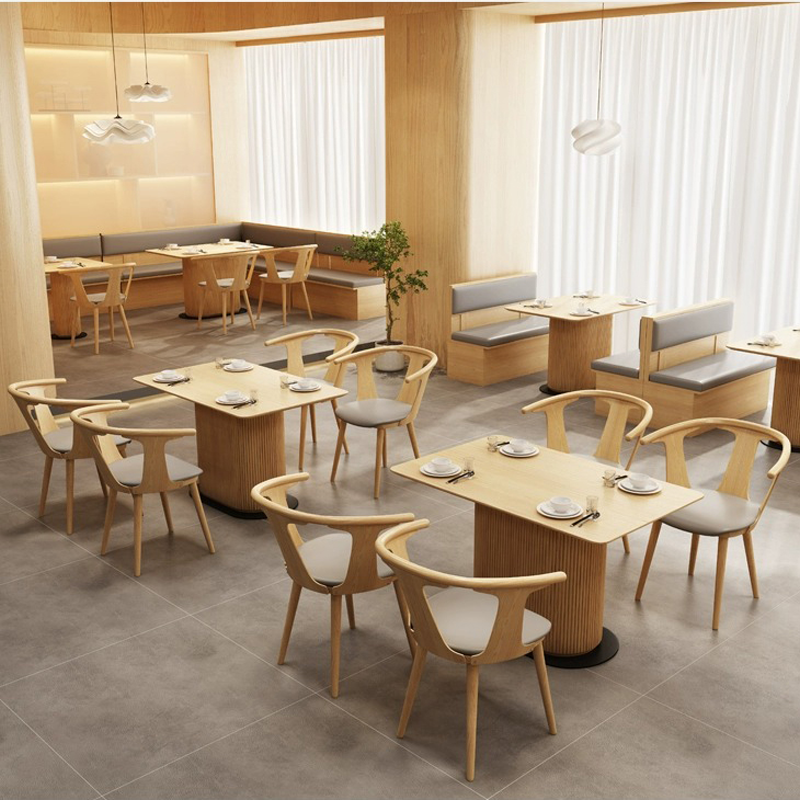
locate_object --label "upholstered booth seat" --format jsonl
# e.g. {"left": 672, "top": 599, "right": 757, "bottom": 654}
{"left": 335, "top": 399, "right": 412, "bottom": 427}
{"left": 43, "top": 427, "right": 130, "bottom": 454}
{"left": 298, "top": 533, "right": 394, "bottom": 587}
{"left": 591, "top": 349, "right": 641, "bottom": 379}
{"left": 662, "top": 490, "right": 760, "bottom": 536}
{"left": 427, "top": 587, "right": 551, "bottom": 656}
{"left": 451, "top": 316, "right": 550, "bottom": 347}
{"left": 307, "top": 268, "right": 383, "bottom": 288}
{"left": 109, "top": 454, "right": 202, "bottom": 487}
{"left": 649, "top": 350, "right": 774, "bottom": 392}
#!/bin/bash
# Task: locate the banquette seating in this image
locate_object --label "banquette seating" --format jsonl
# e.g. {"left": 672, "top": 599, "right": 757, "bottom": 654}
{"left": 447, "top": 274, "right": 549, "bottom": 386}
{"left": 592, "top": 299, "right": 774, "bottom": 428}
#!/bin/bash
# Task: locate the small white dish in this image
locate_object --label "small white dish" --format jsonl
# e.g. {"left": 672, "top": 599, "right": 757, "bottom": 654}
{"left": 420, "top": 462, "right": 461, "bottom": 478}
{"left": 235, "top": 244, "right": 254, "bottom": 250}
{"left": 570, "top": 310, "right": 594, "bottom": 317}
{"left": 164, "top": 243, "right": 179, "bottom": 250}
{"left": 537, "top": 501, "right": 583, "bottom": 520}
{"left": 153, "top": 371, "right": 184, "bottom": 384}
{"left": 216, "top": 392, "right": 247, "bottom": 406}
{"left": 182, "top": 248, "right": 201, "bottom": 254}
{"left": 499, "top": 444, "right": 539, "bottom": 458}
{"left": 218, "top": 238, "right": 230, "bottom": 245}
{"left": 619, "top": 298, "right": 643, "bottom": 306}
{"left": 618, "top": 477, "right": 661, "bottom": 495}
{"left": 56, "top": 261, "right": 79, "bottom": 269}
{"left": 223, "top": 362, "right": 253, "bottom": 373}
{"left": 290, "top": 380, "right": 321, "bottom": 393}
{"left": 45, "top": 256, "right": 59, "bottom": 263}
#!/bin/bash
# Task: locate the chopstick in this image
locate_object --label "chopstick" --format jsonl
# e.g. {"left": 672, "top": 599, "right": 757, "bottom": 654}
{"left": 447, "top": 470, "right": 474, "bottom": 484}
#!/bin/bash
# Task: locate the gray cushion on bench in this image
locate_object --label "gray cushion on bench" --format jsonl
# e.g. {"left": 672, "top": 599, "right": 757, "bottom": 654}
{"left": 649, "top": 350, "right": 774, "bottom": 392}
{"left": 452, "top": 274, "right": 538, "bottom": 315}
{"left": 307, "top": 268, "right": 383, "bottom": 288}
{"left": 592, "top": 350, "right": 641, "bottom": 378}
{"left": 43, "top": 235, "right": 102, "bottom": 259}
{"left": 240, "top": 222, "right": 316, "bottom": 248}
{"left": 451, "top": 316, "right": 549, "bottom": 347}
{"left": 651, "top": 301, "right": 734, "bottom": 351}
{"left": 101, "top": 224, "right": 242, "bottom": 256}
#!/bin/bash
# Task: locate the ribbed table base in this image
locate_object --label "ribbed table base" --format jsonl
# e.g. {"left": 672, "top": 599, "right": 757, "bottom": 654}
{"left": 545, "top": 315, "right": 613, "bottom": 392}
{"left": 770, "top": 359, "right": 800, "bottom": 450}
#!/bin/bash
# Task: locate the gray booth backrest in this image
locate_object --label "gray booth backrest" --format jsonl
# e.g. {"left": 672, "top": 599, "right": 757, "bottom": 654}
{"left": 316, "top": 231, "right": 354, "bottom": 256}
{"left": 101, "top": 224, "right": 243, "bottom": 256}
{"left": 43, "top": 235, "right": 102, "bottom": 259}
{"left": 241, "top": 222, "right": 317, "bottom": 248}
{"left": 651, "top": 301, "right": 734, "bottom": 351}
{"left": 451, "top": 274, "right": 538, "bottom": 315}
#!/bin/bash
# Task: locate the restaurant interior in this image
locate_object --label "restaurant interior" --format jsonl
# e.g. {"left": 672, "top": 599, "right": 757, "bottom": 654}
{"left": 1, "top": 1, "right": 799, "bottom": 798}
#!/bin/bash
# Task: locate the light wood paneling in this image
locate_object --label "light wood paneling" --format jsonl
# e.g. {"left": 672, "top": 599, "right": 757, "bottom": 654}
{"left": 446, "top": 336, "right": 549, "bottom": 386}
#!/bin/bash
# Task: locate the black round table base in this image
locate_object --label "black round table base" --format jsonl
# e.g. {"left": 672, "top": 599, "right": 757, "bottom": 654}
{"left": 179, "top": 308, "right": 246, "bottom": 321}
{"left": 52, "top": 331, "right": 86, "bottom": 341}
{"left": 539, "top": 383, "right": 566, "bottom": 396}
{"left": 198, "top": 490, "right": 299, "bottom": 519}
{"left": 544, "top": 628, "right": 619, "bottom": 669}
{"left": 762, "top": 438, "right": 800, "bottom": 453}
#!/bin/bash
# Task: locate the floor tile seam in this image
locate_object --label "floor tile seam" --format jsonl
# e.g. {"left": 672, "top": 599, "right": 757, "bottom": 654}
{"left": 0, "top": 696, "right": 105, "bottom": 798}
{"left": 310, "top": 645, "right": 412, "bottom": 697}
{"left": 392, "top": 481, "right": 475, "bottom": 516}
{"left": 581, "top": 666, "right": 648, "bottom": 696}
{"left": 0, "top": 553, "right": 96, "bottom": 589}
{"left": 189, "top": 574, "right": 291, "bottom": 616}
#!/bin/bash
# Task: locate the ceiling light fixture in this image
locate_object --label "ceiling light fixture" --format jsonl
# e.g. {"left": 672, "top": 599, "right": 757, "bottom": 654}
{"left": 125, "top": 3, "right": 171, "bottom": 102}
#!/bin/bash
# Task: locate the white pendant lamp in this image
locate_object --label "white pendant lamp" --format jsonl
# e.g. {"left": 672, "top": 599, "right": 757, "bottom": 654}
{"left": 83, "top": 3, "right": 155, "bottom": 145}
{"left": 571, "top": 4, "right": 622, "bottom": 155}
{"left": 125, "top": 3, "right": 171, "bottom": 102}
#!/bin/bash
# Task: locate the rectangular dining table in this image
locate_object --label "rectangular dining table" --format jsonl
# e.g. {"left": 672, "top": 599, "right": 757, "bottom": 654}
{"left": 506, "top": 294, "right": 655, "bottom": 394}
{"left": 392, "top": 436, "right": 701, "bottom": 667}
{"left": 45, "top": 258, "right": 113, "bottom": 339}
{"left": 135, "top": 362, "right": 347, "bottom": 516}
{"left": 146, "top": 241, "right": 272, "bottom": 318}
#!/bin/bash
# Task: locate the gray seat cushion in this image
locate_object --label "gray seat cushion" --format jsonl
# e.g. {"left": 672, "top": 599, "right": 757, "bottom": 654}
{"left": 109, "top": 454, "right": 201, "bottom": 487}
{"left": 43, "top": 427, "right": 129, "bottom": 455}
{"left": 254, "top": 259, "right": 295, "bottom": 276}
{"left": 199, "top": 278, "right": 234, "bottom": 288}
{"left": 77, "top": 292, "right": 126, "bottom": 304}
{"left": 592, "top": 350, "right": 641, "bottom": 378}
{"left": 298, "top": 532, "right": 393, "bottom": 587}
{"left": 101, "top": 224, "right": 242, "bottom": 256}
{"left": 335, "top": 399, "right": 412, "bottom": 428}
{"left": 427, "top": 587, "right": 551, "bottom": 656}
{"left": 663, "top": 490, "right": 759, "bottom": 536}
{"left": 307, "top": 268, "right": 383, "bottom": 288}
{"left": 651, "top": 302, "right": 734, "bottom": 351}
{"left": 649, "top": 351, "right": 774, "bottom": 392}
{"left": 43, "top": 235, "right": 102, "bottom": 259}
{"left": 451, "top": 274, "right": 538, "bottom": 315}
{"left": 451, "top": 317, "right": 549, "bottom": 347}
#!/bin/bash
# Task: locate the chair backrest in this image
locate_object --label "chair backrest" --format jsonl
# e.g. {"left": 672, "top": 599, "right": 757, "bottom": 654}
{"left": 450, "top": 274, "right": 538, "bottom": 333}
{"left": 264, "top": 328, "right": 359, "bottom": 383}
{"left": 521, "top": 390, "right": 653, "bottom": 469}
{"left": 377, "top": 520, "right": 566, "bottom": 665}
{"left": 262, "top": 245, "right": 317, "bottom": 283}
{"left": 250, "top": 473, "right": 414, "bottom": 595}
{"left": 68, "top": 263, "right": 135, "bottom": 310}
{"left": 191, "top": 252, "right": 253, "bottom": 293}
{"left": 70, "top": 402, "right": 197, "bottom": 495}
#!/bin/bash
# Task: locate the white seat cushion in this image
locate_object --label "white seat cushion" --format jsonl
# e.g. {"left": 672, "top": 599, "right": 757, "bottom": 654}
{"left": 258, "top": 271, "right": 295, "bottom": 281}
{"left": 43, "top": 426, "right": 130, "bottom": 455}
{"left": 298, "top": 533, "right": 393, "bottom": 587}
{"left": 663, "top": 490, "right": 759, "bottom": 536}
{"left": 71, "top": 294, "right": 126, "bottom": 304}
{"left": 427, "top": 587, "right": 551, "bottom": 656}
{"left": 108, "top": 454, "right": 202, "bottom": 487}
{"left": 335, "top": 399, "right": 412, "bottom": 428}
{"left": 198, "top": 278, "right": 235, "bottom": 288}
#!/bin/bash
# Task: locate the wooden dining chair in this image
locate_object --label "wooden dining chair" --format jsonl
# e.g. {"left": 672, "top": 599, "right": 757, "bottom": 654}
{"left": 376, "top": 519, "right": 566, "bottom": 782}
{"left": 522, "top": 390, "right": 654, "bottom": 553}
{"left": 68, "top": 263, "right": 135, "bottom": 354}
{"left": 329, "top": 345, "right": 438, "bottom": 498}
{"left": 250, "top": 472, "right": 416, "bottom": 698}
{"left": 8, "top": 379, "right": 130, "bottom": 535}
{"left": 634, "top": 417, "right": 791, "bottom": 629}
{"left": 195, "top": 252, "right": 257, "bottom": 334}
{"left": 256, "top": 244, "right": 317, "bottom": 326}
{"left": 265, "top": 329, "right": 359, "bottom": 470}
{"left": 70, "top": 402, "right": 215, "bottom": 577}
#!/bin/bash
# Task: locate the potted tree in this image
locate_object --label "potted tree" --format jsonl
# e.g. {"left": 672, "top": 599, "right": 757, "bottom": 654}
{"left": 340, "top": 221, "right": 429, "bottom": 372}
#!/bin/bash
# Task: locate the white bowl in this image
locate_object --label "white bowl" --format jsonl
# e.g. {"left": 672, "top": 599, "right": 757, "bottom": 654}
{"left": 628, "top": 472, "right": 652, "bottom": 490}
{"left": 230, "top": 359, "right": 248, "bottom": 369}
{"left": 224, "top": 389, "right": 243, "bottom": 402}
{"left": 549, "top": 496, "right": 573, "bottom": 513}
{"left": 45, "top": 256, "right": 58, "bottom": 263}
{"left": 165, "top": 243, "right": 178, "bottom": 249}
{"left": 510, "top": 438, "right": 530, "bottom": 453}
{"left": 218, "top": 238, "right": 230, "bottom": 244}
{"left": 296, "top": 378, "right": 316, "bottom": 390}
{"left": 431, "top": 457, "right": 455, "bottom": 473}
{"left": 159, "top": 370, "right": 179, "bottom": 380}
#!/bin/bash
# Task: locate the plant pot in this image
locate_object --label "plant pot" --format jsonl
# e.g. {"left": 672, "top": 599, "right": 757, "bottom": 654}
{"left": 374, "top": 342, "right": 406, "bottom": 372}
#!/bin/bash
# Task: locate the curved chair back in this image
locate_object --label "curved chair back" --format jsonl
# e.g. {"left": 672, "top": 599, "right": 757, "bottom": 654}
{"left": 522, "top": 390, "right": 653, "bottom": 469}
{"left": 377, "top": 520, "right": 566, "bottom": 665}
{"left": 71, "top": 402, "right": 198, "bottom": 495}
{"left": 251, "top": 472, "right": 414, "bottom": 596}
{"left": 192, "top": 252, "right": 255, "bottom": 294}
{"left": 68, "top": 263, "right": 134, "bottom": 311}
{"left": 265, "top": 328, "right": 359, "bottom": 384}
{"left": 262, "top": 245, "right": 317, "bottom": 284}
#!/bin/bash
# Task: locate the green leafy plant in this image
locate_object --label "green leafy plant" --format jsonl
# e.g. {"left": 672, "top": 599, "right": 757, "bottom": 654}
{"left": 339, "top": 221, "right": 428, "bottom": 343}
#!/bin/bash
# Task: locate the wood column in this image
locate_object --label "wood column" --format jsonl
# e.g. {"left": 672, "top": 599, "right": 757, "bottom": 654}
{"left": 0, "top": 3, "right": 55, "bottom": 434}
{"left": 385, "top": 10, "right": 542, "bottom": 365}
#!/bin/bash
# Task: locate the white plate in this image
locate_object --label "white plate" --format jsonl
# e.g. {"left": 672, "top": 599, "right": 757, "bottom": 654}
{"left": 420, "top": 463, "right": 461, "bottom": 478}
{"left": 618, "top": 478, "right": 661, "bottom": 495}
{"left": 153, "top": 374, "right": 185, "bottom": 383}
{"left": 57, "top": 261, "right": 79, "bottom": 268}
{"left": 619, "top": 301, "right": 645, "bottom": 307}
{"left": 499, "top": 444, "right": 539, "bottom": 458}
{"left": 223, "top": 363, "right": 254, "bottom": 372}
{"left": 290, "top": 382, "right": 321, "bottom": 393}
{"left": 753, "top": 341, "right": 782, "bottom": 348}
{"left": 537, "top": 501, "right": 583, "bottom": 520}
{"left": 215, "top": 394, "right": 249, "bottom": 405}
{"left": 163, "top": 245, "right": 180, "bottom": 251}
{"left": 182, "top": 249, "right": 201, "bottom": 255}
{"left": 570, "top": 310, "right": 595, "bottom": 317}
{"left": 235, "top": 245, "right": 256, "bottom": 250}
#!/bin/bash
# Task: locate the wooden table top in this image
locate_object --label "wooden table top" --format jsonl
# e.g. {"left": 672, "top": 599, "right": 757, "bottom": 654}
{"left": 44, "top": 258, "right": 110, "bottom": 275}
{"left": 506, "top": 294, "right": 655, "bottom": 322}
{"left": 728, "top": 326, "right": 800, "bottom": 362}
{"left": 134, "top": 362, "right": 347, "bottom": 418}
{"left": 391, "top": 436, "right": 701, "bottom": 544}
{"left": 146, "top": 242, "right": 272, "bottom": 259}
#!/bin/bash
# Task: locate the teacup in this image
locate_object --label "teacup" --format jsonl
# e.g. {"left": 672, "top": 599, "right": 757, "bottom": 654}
{"left": 159, "top": 370, "right": 179, "bottom": 381}
{"left": 230, "top": 358, "right": 248, "bottom": 370}
{"left": 533, "top": 298, "right": 546, "bottom": 308}
{"left": 509, "top": 438, "right": 531, "bottom": 453}
{"left": 576, "top": 301, "right": 588, "bottom": 314}
{"left": 218, "top": 238, "right": 230, "bottom": 244}
{"left": 757, "top": 333, "right": 777, "bottom": 346}
{"left": 224, "top": 389, "right": 244, "bottom": 402}
{"left": 431, "top": 457, "right": 455, "bottom": 473}
{"left": 624, "top": 296, "right": 637, "bottom": 304}
{"left": 584, "top": 288, "right": 596, "bottom": 298}
{"left": 45, "top": 256, "right": 58, "bottom": 263}
{"left": 628, "top": 472, "right": 652, "bottom": 490}
{"left": 549, "top": 496, "right": 573, "bottom": 513}
{"left": 296, "top": 378, "right": 316, "bottom": 390}
{"left": 165, "top": 243, "right": 179, "bottom": 250}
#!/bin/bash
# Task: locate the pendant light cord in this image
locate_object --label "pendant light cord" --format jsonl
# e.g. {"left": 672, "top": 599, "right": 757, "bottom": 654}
{"left": 109, "top": 2, "right": 121, "bottom": 119}
{"left": 596, "top": 2, "right": 606, "bottom": 119}
{"left": 140, "top": 2, "right": 150, "bottom": 85}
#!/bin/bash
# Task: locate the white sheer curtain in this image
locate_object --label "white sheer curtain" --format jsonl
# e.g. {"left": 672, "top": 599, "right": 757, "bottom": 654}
{"left": 538, "top": 5, "right": 800, "bottom": 342}
{"left": 245, "top": 36, "right": 385, "bottom": 234}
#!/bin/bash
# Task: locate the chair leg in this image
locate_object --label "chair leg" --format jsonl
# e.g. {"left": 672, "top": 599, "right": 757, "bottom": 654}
{"left": 621, "top": 534, "right": 631, "bottom": 554}
{"left": 189, "top": 483, "right": 215, "bottom": 554}
{"left": 278, "top": 582, "right": 302, "bottom": 665}
{"left": 197, "top": 289, "right": 207, "bottom": 329}
{"left": 331, "top": 400, "right": 348, "bottom": 453}
{"left": 92, "top": 308, "right": 100, "bottom": 354}
{"left": 100, "top": 489, "right": 117, "bottom": 555}
{"left": 712, "top": 536, "right": 729, "bottom": 630}
{"left": 382, "top": 430, "right": 388, "bottom": 467}
{"left": 242, "top": 290, "right": 256, "bottom": 330}
{"left": 533, "top": 642, "right": 557, "bottom": 734}
{"left": 230, "top": 291, "right": 236, "bottom": 326}
{"left": 392, "top": 580, "right": 416, "bottom": 659}
{"left": 406, "top": 422, "right": 420, "bottom": 459}
{"left": 160, "top": 492, "right": 174, "bottom": 533}
{"left": 374, "top": 428, "right": 386, "bottom": 498}
{"left": 397, "top": 645, "right": 427, "bottom": 738}
{"left": 330, "top": 421, "right": 347, "bottom": 482}
{"left": 281, "top": 283, "right": 287, "bottom": 326}
{"left": 688, "top": 533, "right": 700, "bottom": 575}
{"left": 108, "top": 307, "right": 115, "bottom": 341}
{"left": 742, "top": 531, "right": 759, "bottom": 599}
{"left": 635, "top": 520, "right": 662, "bottom": 601}
{"left": 133, "top": 494, "right": 144, "bottom": 577}
{"left": 345, "top": 594, "right": 356, "bottom": 629}
{"left": 70, "top": 306, "right": 78, "bottom": 347}
{"left": 465, "top": 663, "right": 480, "bottom": 782}
{"left": 221, "top": 293, "right": 228, "bottom": 335}
{"left": 301, "top": 282, "right": 313, "bottom": 320}
{"left": 298, "top": 405, "right": 308, "bottom": 470}
{"left": 330, "top": 594, "right": 342, "bottom": 698}
{"left": 309, "top": 403, "right": 317, "bottom": 443}
{"left": 96, "top": 463, "right": 108, "bottom": 499}
{"left": 118, "top": 306, "right": 134, "bottom": 349}
{"left": 65, "top": 459, "right": 75, "bottom": 535}
{"left": 38, "top": 456, "right": 53, "bottom": 517}
{"left": 257, "top": 281, "right": 265, "bottom": 319}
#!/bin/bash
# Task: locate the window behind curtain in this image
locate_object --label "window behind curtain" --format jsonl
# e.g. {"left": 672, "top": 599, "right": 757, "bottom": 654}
{"left": 244, "top": 36, "right": 385, "bottom": 234}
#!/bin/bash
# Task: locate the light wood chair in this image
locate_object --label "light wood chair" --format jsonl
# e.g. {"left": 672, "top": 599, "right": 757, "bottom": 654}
{"left": 329, "top": 345, "right": 438, "bottom": 498}
{"left": 256, "top": 244, "right": 317, "bottom": 326}
{"left": 376, "top": 519, "right": 566, "bottom": 782}
{"left": 521, "top": 390, "right": 654, "bottom": 554}
{"left": 68, "top": 263, "right": 135, "bottom": 354}
{"left": 634, "top": 417, "right": 791, "bottom": 629}
{"left": 250, "top": 472, "right": 416, "bottom": 698}
{"left": 195, "top": 252, "right": 257, "bottom": 334}
{"left": 8, "top": 379, "right": 129, "bottom": 535}
{"left": 265, "top": 329, "right": 359, "bottom": 470}
{"left": 70, "top": 402, "right": 215, "bottom": 577}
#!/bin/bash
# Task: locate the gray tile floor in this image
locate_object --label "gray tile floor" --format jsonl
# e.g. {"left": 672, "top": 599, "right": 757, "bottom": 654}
{"left": 2, "top": 304, "right": 800, "bottom": 798}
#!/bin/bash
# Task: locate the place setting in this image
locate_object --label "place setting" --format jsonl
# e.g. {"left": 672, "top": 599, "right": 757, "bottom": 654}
{"left": 487, "top": 435, "right": 539, "bottom": 458}
{"left": 215, "top": 388, "right": 258, "bottom": 409}
{"left": 523, "top": 297, "right": 553, "bottom": 309}
{"left": 419, "top": 455, "right": 475, "bottom": 483}
{"left": 747, "top": 332, "right": 782, "bottom": 348}
{"left": 570, "top": 300, "right": 600, "bottom": 317}
{"left": 152, "top": 368, "right": 191, "bottom": 386}
{"left": 216, "top": 356, "right": 254, "bottom": 372}
{"left": 281, "top": 374, "right": 322, "bottom": 392}
{"left": 616, "top": 471, "right": 661, "bottom": 495}
{"left": 619, "top": 295, "right": 648, "bottom": 306}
